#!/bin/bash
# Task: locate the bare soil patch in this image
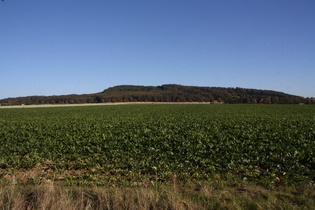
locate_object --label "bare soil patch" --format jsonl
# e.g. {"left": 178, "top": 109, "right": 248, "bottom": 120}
{"left": 0, "top": 102, "right": 218, "bottom": 109}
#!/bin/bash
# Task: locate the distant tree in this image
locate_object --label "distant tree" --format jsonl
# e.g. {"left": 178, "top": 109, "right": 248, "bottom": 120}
{"left": 271, "top": 97, "right": 279, "bottom": 104}
{"left": 264, "top": 97, "right": 271, "bottom": 104}
{"left": 94, "top": 96, "right": 102, "bottom": 103}
{"left": 228, "top": 96, "right": 240, "bottom": 104}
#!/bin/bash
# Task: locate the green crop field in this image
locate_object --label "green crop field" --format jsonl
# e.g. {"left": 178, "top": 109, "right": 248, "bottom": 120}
{"left": 0, "top": 104, "right": 314, "bottom": 187}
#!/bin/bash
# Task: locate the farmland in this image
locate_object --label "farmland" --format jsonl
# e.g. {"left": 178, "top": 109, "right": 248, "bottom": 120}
{"left": 0, "top": 104, "right": 314, "bottom": 187}
{"left": 1, "top": 104, "right": 314, "bottom": 209}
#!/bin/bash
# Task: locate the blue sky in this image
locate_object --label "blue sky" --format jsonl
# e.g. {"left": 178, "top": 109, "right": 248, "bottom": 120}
{"left": 1, "top": 0, "right": 314, "bottom": 99}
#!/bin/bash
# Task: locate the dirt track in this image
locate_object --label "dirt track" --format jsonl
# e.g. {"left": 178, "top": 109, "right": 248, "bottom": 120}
{"left": 0, "top": 103, "right": 124, "bottom": 109}
{"left": 0, "top": 102, "right": 214, "bottom": 109}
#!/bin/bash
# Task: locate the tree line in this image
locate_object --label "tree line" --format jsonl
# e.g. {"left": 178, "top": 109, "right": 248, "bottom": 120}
{"left": 1, "top": 84, "right": 314, "bottom": 105}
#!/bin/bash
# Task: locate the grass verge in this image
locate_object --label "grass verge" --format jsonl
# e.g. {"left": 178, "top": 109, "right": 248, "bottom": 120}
{"left": 0, "top": 181, "right": 314, "bottom": 210}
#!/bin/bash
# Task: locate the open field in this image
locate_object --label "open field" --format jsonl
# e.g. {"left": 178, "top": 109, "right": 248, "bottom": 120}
{"left": 0, "top": 104, "right": 314, "bottom": 208}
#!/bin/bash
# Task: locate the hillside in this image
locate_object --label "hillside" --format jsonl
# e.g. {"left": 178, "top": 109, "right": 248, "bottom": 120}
{"left": 0, "top": 84, "right": 311, "bottom": 105}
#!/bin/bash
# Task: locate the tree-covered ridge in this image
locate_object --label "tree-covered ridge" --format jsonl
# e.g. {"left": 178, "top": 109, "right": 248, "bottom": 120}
{"left": 1, "top": 84, "right": 313, "bottom": 105}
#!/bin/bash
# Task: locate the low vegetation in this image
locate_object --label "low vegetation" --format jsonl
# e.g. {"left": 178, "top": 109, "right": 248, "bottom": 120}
{"left": 1, "top": 183, "right": 314, "bottom": 209}
{"left": 0, "top": 104, "right": 314, "bottom": 209}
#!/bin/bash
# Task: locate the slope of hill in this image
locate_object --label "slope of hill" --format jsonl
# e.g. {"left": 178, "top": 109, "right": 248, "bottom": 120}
{"left": 0, "top": 84, "right": 310, "bottom": 105}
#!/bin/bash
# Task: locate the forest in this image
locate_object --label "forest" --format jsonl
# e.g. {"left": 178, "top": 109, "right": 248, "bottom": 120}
{"left": 1, "top": 84, "right": 314, "bottom": 105}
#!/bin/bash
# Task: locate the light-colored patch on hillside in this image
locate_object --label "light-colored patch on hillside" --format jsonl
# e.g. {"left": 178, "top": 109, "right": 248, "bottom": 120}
{"left": 0, "top": 102, "right": 219, "bottom": 109}
{"left": 0, "top": 103, "right": 125, "bottom": 109}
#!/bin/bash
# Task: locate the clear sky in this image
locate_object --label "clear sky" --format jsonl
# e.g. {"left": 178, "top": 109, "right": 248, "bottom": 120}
{"left": 1, "top": 0, "right": 314, "bottom": 99}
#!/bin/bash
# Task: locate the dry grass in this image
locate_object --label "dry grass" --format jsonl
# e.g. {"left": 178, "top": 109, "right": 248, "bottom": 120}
{"left": 0, "top": 182, "right": 314, "bottom": 210}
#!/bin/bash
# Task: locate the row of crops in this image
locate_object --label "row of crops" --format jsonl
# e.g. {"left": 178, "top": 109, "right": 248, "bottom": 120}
{"left": 0, "top": 104, "right": 314, "bottom": 186}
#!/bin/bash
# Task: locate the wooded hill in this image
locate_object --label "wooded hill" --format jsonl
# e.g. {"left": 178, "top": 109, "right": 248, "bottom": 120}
{"left": 1, "top": 84, "right": 313, "bottom": 105}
